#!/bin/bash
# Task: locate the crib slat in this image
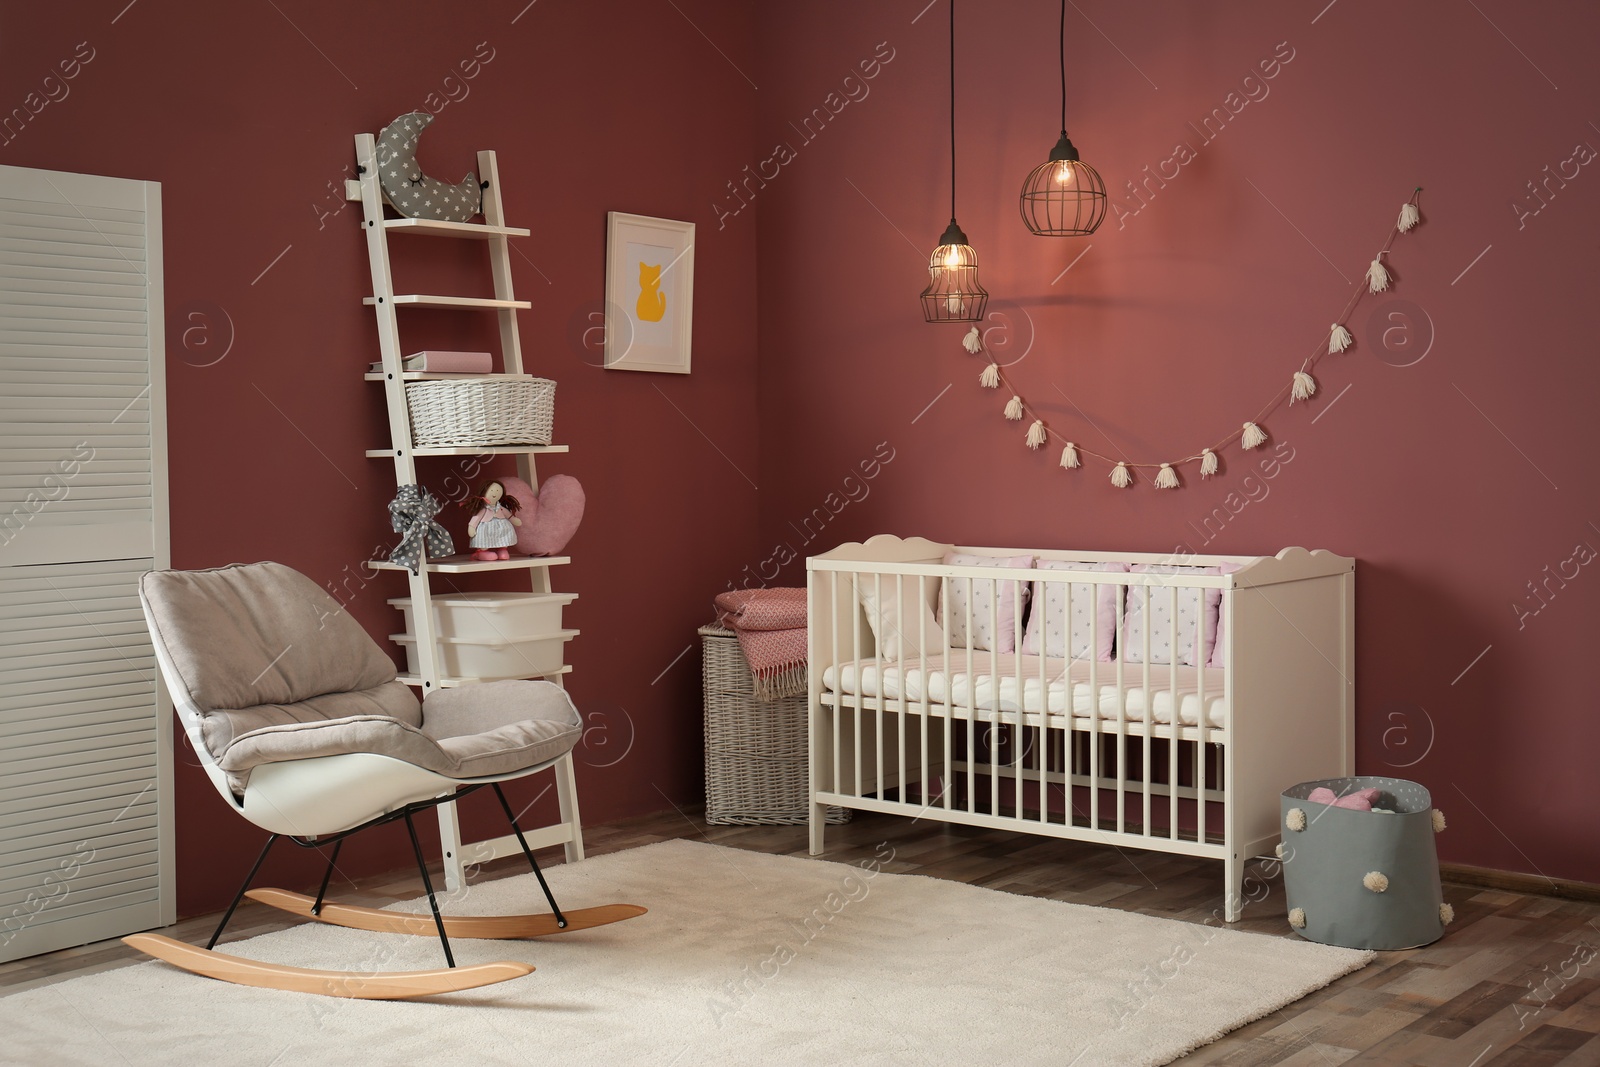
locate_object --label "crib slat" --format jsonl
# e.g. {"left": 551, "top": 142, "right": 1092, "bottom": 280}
{"left": 1197, "top": 589, "right": 1209, "bottom": 843}
{"left": 1035, "top": 575, "right": 1047, "bottom": 826}
{"left": 831, "top": 570, "right": 841, "bottom": 808}
{"left": 989, "top": 580, "right": 1000, "bottom": 817}
{"left": 965, "top": 575, "right": 976, "bottom": 818}
{"left": 1010, "top": 576, "right": 1023, "bottom": 820}
{"left": 940, "top": 575, "right": 952, "bottom": 812}
{"left": 1169, "top": 583, "right": 1180, "bottom": 842}
{"left": 1140, "top": 578, "right": 1152, "bottom": 840}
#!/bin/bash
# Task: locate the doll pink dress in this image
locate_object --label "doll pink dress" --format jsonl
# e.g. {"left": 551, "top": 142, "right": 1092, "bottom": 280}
{"left": 468, "top": 504, "right": 518, "bottom": 550}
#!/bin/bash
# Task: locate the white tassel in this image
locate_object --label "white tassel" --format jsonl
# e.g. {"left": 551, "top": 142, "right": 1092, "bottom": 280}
{"left": 979, "top": 363, "right": 1000, "bottom": 388}
{"left": 1060, "top": 443, "right": 1080, "bottom": 469}
{"left": 1200, "top": 449, "right": 1219, "bottom": 477}
{"left": 1109, "top": 462, "right": 1132, "bottom": 488}
{"left": 1241, "top": 421, "right": 1268, "bottom": 449}
{"left": 1154, "top": 463, "right": 1179, "bottom": 489}
{"left": 1004, "top": 395, "right": 1024, "bottom": 420}
{"left": 1328, "top": 323, "right": 1353, "bottom": 354}
{"left": 1026, "top": 420, "right": 1047, "bottom": 450}
{"left": 962, "top": 325, "right": 983, "bottom": 354}
{"left": 1291, "top": 370, "right": 1317, "bottom": 402}
{"left": 1398, "top": 202, "right": 1420, "bottom": 232}
{"left": 1368, "top": 256, "right": 1390, "bottom": 293}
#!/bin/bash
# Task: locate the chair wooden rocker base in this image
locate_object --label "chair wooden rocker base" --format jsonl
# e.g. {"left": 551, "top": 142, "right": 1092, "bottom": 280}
{"left": 123, "top": 782, "right": 645, "bottom": 1000}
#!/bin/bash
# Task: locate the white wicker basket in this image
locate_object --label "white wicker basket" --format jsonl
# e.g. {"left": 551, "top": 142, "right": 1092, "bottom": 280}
{"left": 406, "top": 377, "right": 555, "bottom": 448}
{"left": 700, "top": 625, "right": 850, "bottom": 826}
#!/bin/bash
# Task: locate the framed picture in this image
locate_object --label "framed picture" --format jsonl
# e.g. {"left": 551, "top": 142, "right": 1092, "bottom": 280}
{"left": 604, "top": 212, "right": 695, "bottom": 374}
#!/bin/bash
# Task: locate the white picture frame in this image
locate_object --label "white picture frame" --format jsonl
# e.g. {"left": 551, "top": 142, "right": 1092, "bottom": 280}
{"left": 604, "top": 212, "right": 695, "bottom": 374}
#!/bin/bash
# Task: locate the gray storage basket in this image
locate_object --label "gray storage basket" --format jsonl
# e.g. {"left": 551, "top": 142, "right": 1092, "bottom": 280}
{"left": 700, "top": 625, "right": 850, "bottom": 826}
{"left": 1280, "top": 775, "right": 1449, "bottom": 950}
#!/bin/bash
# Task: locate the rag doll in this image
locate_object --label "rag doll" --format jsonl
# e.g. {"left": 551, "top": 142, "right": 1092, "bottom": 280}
{"left": 466, "top": 479, "right": 522, "bottom": 561}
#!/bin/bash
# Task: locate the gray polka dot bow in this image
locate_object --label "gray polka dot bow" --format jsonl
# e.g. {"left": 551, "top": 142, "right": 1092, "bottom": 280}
{"left": 387, "top": 484, "right": 454, "bottom": 574}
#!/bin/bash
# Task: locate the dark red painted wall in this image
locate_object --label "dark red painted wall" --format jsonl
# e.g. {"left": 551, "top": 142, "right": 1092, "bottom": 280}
{"left": 2, "top": 0, "right": 762, "bottom": 915}
{"left": 753, "top": 3, "right": 1600, "bottom": 884}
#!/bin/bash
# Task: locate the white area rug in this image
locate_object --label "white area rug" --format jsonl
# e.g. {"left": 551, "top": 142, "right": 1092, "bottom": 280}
{"left": 2, "top": 840, "right": 1371, "bottom": 1066}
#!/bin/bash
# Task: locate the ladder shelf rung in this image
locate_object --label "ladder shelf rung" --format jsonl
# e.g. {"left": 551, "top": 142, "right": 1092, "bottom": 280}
{"left": 382, "top": 218, "right": 530, "bottom": 239}
{"left": 363, "top": 295, "right": 531, "bottom": 310}
{"left": 366, "top": 445, "right": 568, "bottom": 458}
{"left": 365, "top": 554, "right": 570, "bottom": 574}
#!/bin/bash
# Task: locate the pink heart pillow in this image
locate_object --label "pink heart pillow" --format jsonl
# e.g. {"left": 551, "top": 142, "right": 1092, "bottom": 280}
{"left": 501, "top": 475, "right": 585, "bottom": 556}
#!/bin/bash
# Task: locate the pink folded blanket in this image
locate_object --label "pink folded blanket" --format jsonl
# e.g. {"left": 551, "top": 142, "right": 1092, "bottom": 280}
{"left": 1307, "top": 786, "right": 1381, "bottom": 811}
{"left": 714, "top": 588, "right": 807, "bottom": 702}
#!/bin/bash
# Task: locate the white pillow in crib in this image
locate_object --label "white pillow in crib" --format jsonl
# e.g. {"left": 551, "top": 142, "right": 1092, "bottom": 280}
{"left": 853, "top": 574, "right": 947, "bottom": 662}
{"left": 1020, "top": 560, "right": 1126, "bottom": 662}
{"left": 1122, "top": 564, "right": 1221, "bottom": 667}
{"left": 939, "top": 552, "right": 1033, "bottom": 653}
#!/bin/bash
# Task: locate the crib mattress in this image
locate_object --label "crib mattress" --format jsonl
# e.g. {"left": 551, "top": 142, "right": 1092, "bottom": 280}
{"left": 820, "top": 651, "right": 1228, "bottom": 729}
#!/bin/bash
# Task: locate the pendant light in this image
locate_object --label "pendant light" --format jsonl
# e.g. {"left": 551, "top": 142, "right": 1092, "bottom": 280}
{"left": 921, "top": 0, "right": 988, "bottom": 324}
{"left": 1019, "top": 0, "right": 1106, "bottom": 236}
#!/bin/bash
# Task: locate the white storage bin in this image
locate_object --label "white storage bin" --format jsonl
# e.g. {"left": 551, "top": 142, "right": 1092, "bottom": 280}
{"left": 392, "top": 630, "right": 577, "bottom": 680}
{"left": 389, "top": 592, "right": 576, "bottom": 642}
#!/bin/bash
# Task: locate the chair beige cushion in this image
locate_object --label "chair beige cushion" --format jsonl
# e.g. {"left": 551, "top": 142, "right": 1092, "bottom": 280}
{"left": 142, "top": 563, "right": 582, "bottom": 794}
{"left": 220, "top": 680, "right": 580, "bottom": 784}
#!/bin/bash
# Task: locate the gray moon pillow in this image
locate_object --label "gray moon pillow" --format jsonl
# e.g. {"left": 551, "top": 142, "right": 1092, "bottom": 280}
{"left": 375, "top": 112, "right": 482, "bottom": 223}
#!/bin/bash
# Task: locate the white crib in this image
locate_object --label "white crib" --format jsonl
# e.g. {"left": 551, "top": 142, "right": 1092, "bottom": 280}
{"left": 806, "top": 535, "right": 1354, "bottom": 921}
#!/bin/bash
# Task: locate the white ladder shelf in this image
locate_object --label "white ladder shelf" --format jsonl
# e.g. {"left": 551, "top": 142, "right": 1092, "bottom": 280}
{"left": 350, "top": 133, "right": 584, "bottom": 889}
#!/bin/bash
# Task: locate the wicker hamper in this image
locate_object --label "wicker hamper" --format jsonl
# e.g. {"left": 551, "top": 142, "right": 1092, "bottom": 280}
{"left": 700, "top": 625, "right": 849, "bottom": 826}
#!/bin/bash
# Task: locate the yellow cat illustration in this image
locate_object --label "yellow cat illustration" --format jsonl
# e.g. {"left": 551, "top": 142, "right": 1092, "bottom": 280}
{"left": 636, "top": 262, "right": 666, "bottom": 322}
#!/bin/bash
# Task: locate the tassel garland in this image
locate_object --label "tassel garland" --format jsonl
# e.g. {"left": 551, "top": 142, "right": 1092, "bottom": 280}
{"left": 1329, "top": 323, "right": 1353, "bottom": 354}
{"left": 952, "top": 189, "right": 1419, "bottom": 494}
{"left": 1368, "top": 256, "right": 1390, "bottom": 293}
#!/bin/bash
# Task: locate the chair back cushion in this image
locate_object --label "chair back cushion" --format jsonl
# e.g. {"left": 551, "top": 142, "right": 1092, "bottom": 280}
{"left": 141, "top": 563, "right": 422, "bottom": 767}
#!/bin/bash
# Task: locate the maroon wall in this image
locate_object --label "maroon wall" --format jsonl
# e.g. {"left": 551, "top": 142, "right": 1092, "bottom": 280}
{"left": 753, "top": 3, "right": 1600, "bottom": 884}
{"left": 2, "top": 0, "right": 762, "bottom": 915}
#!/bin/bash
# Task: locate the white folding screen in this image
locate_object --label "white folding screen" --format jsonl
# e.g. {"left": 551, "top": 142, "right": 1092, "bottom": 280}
{"left": 0, "top": 164, "right": 173, "bottom": 962}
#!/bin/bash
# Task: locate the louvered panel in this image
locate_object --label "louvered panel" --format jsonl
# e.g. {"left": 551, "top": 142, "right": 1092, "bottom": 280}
{"left": 0, "top": 166, "right": 169, "bottom": 964}
{"left": 0, "top": 834, "right": 156, "bottom": 892}
{"left": 0, "top": 659, "right": 154, "bottom": 690}
{"left": 0, "top": 800, "right": 156, "bottom": 844}
{"left": 0, "top": 603, "right": 147, "bottom": 627}
{"left": 0, "top": 692, "right": 156, "bottom": 731}
{"left": 0, "top": 763, "right": 155, "bottom": 809}
{"left": 4, "top": 718, "right": 152, "bottom": 756}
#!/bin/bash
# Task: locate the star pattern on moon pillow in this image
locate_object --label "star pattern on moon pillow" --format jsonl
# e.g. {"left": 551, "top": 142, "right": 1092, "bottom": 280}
{"left": 375, "top": 112, "right": 483, "bottom": 223}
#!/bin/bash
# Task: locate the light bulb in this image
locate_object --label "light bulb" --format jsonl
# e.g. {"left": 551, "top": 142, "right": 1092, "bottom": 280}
{"left": 1056, "top": 161, "right": 1074, "bottom": 186}
{"left": 942, "top": 245, "right": 961, "bottom": 268}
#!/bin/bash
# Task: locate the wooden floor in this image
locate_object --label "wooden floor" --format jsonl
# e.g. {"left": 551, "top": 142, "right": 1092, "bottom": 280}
{"left": 4, "top": 805, "right": 1598, "bottom": 1065}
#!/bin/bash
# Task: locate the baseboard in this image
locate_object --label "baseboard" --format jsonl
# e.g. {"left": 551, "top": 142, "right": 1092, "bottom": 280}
{"left": 1440, "top": 862, "right": 1600, "bottom": 903}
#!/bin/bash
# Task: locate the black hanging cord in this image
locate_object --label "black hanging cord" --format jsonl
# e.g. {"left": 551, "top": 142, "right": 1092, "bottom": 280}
{"left": 948, "top": 0, "right": 957, "bottom": 221}
{"left": 1058, "top": 0, "right": 1067, "bottom": 132}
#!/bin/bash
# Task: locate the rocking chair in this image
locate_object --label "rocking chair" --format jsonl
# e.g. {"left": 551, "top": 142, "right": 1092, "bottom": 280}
{"left": 126, "top": 561, "right": 644, "bottom": 999}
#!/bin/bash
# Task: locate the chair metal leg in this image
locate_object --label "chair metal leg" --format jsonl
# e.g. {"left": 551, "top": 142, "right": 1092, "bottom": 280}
{"left": 207, "top": 834, "right": 278, "bottom": 949}
{"left": 492, "top": 783, "right": 568, "bottom": 929}
{"left": 403, "top": 812, "right": 455, "bottom": 968}
{"left": 310, "top": 838, "right": 343, "bottom": 916}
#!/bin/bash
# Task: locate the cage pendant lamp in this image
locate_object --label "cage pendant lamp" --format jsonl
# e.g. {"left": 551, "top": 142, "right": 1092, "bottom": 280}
{"left": 1019, "top": 0, "right": 1107, "bottom": 236}
{"left": 922, "top": 0, "right": 988, "bottom": 324}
